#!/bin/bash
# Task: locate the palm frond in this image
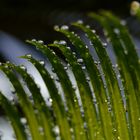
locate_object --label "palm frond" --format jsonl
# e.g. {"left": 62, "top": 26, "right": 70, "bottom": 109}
{"left": 0, "top": 12, "right": 140, "bottom": 140}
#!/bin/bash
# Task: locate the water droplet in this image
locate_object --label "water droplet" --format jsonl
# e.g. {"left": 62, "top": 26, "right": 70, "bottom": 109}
{"left": 53, "top": 125, "right": 60, "bottom": 136}
{"left": 120, "top": 20, "right": 126, "bottom": 26}
{"left": 50, "top": 75, "right": 54, "bottom": 79}
{"left": 82, "top": 66, "right": 86, "bottom": 70}
{"left": 4, "top": 65, "right": 9, "bottom": 68}
{"left": 39, "top": 60, "right": 45, "bottom": 66}
{"left": 86, "top": 77, "right": 90, "bottom": 82}
{"left": 94, "top": 61, "right": 98, "bottom": 65}
{"left": 54, "top": 25, "right": 60, "bottom": 31}
{"left": 38, "top": 40, "right": 44, "bottom": 44}
{"left": 6, "top": 61, "right": 10, "bottom": 64}
{"left": 77, "top": 58, "right": 83, "bottom": 63}
{"left": 20, "top": 117, "right": 27, "bottom": 125}
{"left": 72, "top": 85, "right": 77, "bottom": 91}
{"left": 61, "top": 25, "right": 69, "bottom": 30}
{"left": 38, "top": 126, "right": 44, "bottom": 135}
{"left": 115, "top": 64, "right": 119, "bottom": 68}
{"left": 53, "top": 40, "right": 59, "bottom": 44}
{"left": 92, "top": 29, "right": 96, "bottom": 33}
{"left": 31, "top": 39, "right": 36, "bottom": 42}
{"left": 72, "top": 52, "right": 76, "bottom": 55}
{"left": 86, "top": 25, "right": 90, "bottom": 28}
{"left": 64, "top": 66, "right": 68, "bottom": 70}
{"left": 117, "top": 74, "right": 121, "bottom": 79}
{"left": 48, "top": 98, "right": 53, "bottom": 103}
{"left": 102, "top": 42, "right": 107, "bottom": 47}
{"left": 20, "top": 65, "right": 26, "bottom": 71}
{"left": 113, "top": 128, "right": 117, "bottom": 132}
{"left": 105, "top": 99, "right": 108, "bottom": 103}
{"left": 138, "top": 117, "right": 140, "bottom": 121}
{"left": 25, "top": 54, "right": 32, "bottom": 58}
{"left": 59, "top": 40, "right": 67, "bottom": 45}
{"left": 124, "top": 50, "right": 128, "bottom": 55}
{"left": 77, "top": 20, "right": 83, "bottom": 24}
{"left": 67, "top": 46, "right": 71, "bottom": 50}
{"left": 9, "top": 96, "right": 14, "bottom": 102}
{"left": 114, "top": 28, "right": 120, "bottom": 35}
{"left": 70, "top": 128, "right": 74, "bottom": 133}
{"left": 52, "top": 51, "right": 56, "bottom": 55}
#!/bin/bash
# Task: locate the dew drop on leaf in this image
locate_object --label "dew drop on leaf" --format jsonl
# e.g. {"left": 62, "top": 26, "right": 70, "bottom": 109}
{"left": 124, "top": 50, "right": 128, "bottom": 54}
{"left": 20, "top": 117, "right": 27, "bottom": 125}
{"left": 53, "top": 40, "right": 59, "bottom": 44}
{"left": 70, "top": 128, "right": 74, "bottom": 133}
{"left": 64, "top": 66, "right": 68, "bottom": 70}
{"left": 53, "top": 125, "right": 60, "bottom": 136}
{"left": 72, "top": 85, "right": 77, "bottom": 91}
{"left": 54, "top": 25, "right": 60, "bottom": 31}
{"left": 38, "top": 126, "right": 44, "bottom": 135}
{"left": 59, "top": 40, "right": 67, "bottom": 45}
{"left": 39, "top": 60, "right": 45, "bottom": 66}
{"left": 114, "top": 28, "right": 120, "bottom": 35}
{"left": 82, "top": 66, "right": 86, "bottom": 70}
{"left": 20, "top": 65, "right": 26, "bottom": 71}
{"left": 77, "top": 20, "right": 83, "bottom": 24}
{"left": 48, "top": 98, "right": 53, "bottom": 103}
{"left": 94, "top": 61, "right": 98, "bottom": 65}
{"left": 102, "top": 42, "right": 107, "bottom": 48}
{"left": 120, "top": 20, "right": 126, "bottom": 26}
{"left": 117, "top": 74, "right": 121, "bottom": 79}
{"left": 61, "top": 25, "right": 69, "bottom": 30}
{"left": 50, "top": 75, "right": 54, "bottom": 79}
{"left": 38, "top": 40, "right": 44, "bottom": 44}
{"left": 77, "top": 58, "right": 83, "bottom": 63}
{"left": 86, "top": 76, "right": 90, "bottom": 82}
{"left": 31, "top": 39, "right": 36, "bottom": 42}
{"left": 67, "top": 47, "right": 71, "bottom": 50}
{"left": 25, "top": 54, "right": 32, "bottom": 58}
{"left": 92, "top": 29, "right": 96, "bottom": 33}
{"left": 86, "top": 25, "right": 90, "bottom": 28}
